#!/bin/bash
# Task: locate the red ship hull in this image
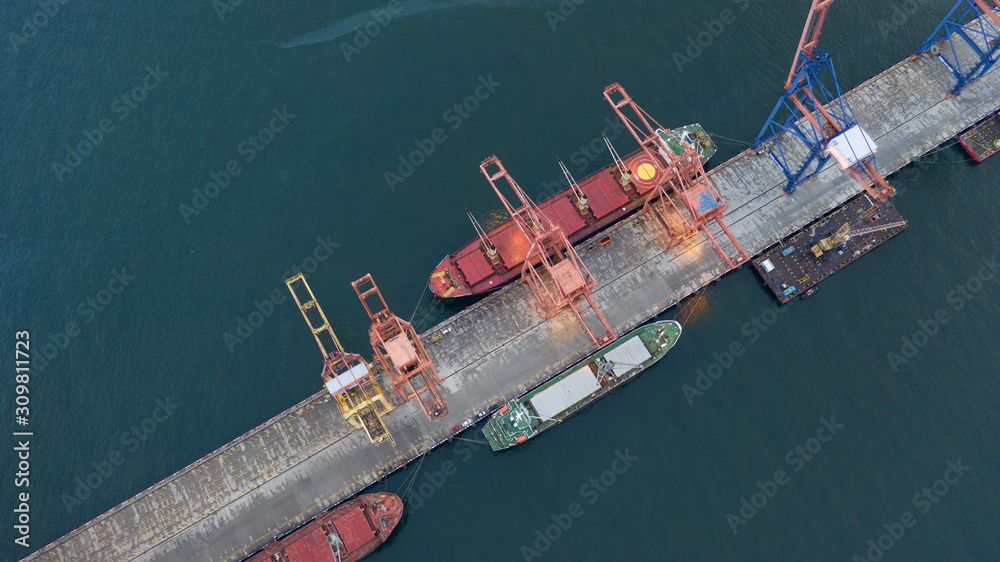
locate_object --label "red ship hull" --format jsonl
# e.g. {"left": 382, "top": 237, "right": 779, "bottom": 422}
{"left": 247, "top": 493, "right": 403, "bottom": 562}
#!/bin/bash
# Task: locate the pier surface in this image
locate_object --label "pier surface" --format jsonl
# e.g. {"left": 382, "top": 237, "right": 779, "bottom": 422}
{"left": 25, "top": 27, "right": 1000, "bottom": 562}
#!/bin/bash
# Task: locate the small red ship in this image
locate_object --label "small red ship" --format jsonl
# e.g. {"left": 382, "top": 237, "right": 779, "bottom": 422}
{"left": 429, "top": 124, "right": 717, "bottom": 298}
{"left": 959, "top": 111, "right": 1000, "bottom": 162}
{"left": 247, "top": 493, "right": 403, "bottom": 562}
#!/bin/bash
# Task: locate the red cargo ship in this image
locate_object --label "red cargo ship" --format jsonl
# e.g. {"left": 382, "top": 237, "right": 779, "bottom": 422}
{"left": 247, "top": 493, "right": 403, "bottom": 562}
{"left": 959, "top": 111, "right": 1000, "bottom": 162}
{"left": 429, "top": 124, "right": 716, "bottom": 298}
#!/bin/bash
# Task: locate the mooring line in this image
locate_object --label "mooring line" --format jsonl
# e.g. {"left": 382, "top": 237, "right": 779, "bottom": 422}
{"left": 416, "top": 299, "right": 441, "bottom": 330}
{"left": 710, "top": 132, "right": 753, "bottom": 146}
{"left": 398, "top": 453, "right": 428, "bottom": 499}
{"left": 408, "top": 283, "right": 429, "bottom": 324}
{"left": 451, "top": 436, "right": 489, "bottom": 445}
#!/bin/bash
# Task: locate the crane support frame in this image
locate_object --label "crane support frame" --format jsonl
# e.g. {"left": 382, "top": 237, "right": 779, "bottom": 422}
{"left": 604, "top": 83, "right": 748, "bottom": 268}
{"left": 915, "top": 0, "right": 1000, "bottom": 96}
{"left": 352, "top": 274, "right": 449, "bottom": 422}
{"left": 753, "top": 0, "right": 895, "bottom": 201}
{"left": 603, "top": 83, "right": 695, "bottom": 243}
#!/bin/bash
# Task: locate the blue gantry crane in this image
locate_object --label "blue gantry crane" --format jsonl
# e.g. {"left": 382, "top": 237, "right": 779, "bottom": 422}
{"left": 752, "top": 0, "right": 895, "bottom": 201}
{"left": 915, "top": 0, "right": 1000, "bottom": 97}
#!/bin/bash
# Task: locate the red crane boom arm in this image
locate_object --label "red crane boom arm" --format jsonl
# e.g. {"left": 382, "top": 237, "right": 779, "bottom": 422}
{"left": 972, "top": 0, "right": 1000, "bottom": 31}
{"left": 786, "top": 0, "right": 836, "bottom": 90}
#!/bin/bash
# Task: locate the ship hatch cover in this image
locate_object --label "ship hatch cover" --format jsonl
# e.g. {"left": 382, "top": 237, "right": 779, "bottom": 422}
{"left": 529, "top": 367, "right": 601, "bottom": 420}
{"left": 456, "top": 250, "right": 493, "bottom": 287}
{"left": 602, "top": 335, "right": 652, "bottom": 376}
{"left": 333, "top": 507, "right": 376, "bottom": 553}
{"left": 491, "top": 225, "right": 531, "bottom": 270}
{"left": 283, "top": 526, "right": 338, "bottom": 562}
{"left": 580, "top": 173, "right": 629, "bottom": 219}
{"left": 538, "top": 195, "right": 587, "bottom": 236}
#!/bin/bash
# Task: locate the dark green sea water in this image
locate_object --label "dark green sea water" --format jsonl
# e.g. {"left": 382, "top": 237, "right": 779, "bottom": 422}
{"left": 2, "top": 0, "right": 999, "bottom": 560}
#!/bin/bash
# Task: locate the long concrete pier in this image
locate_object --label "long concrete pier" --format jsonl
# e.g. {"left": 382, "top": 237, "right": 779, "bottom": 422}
{"left": 25, "top": 24, "right": 1000, "bottom": 562}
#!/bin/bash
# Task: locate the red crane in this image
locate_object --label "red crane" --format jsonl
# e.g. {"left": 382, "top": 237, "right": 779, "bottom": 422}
{"left": 787, "top": 0, "right": 835, "bottom": 90}
{"left": 352, "top": 274, "right": 449, "bottom": 422}
{"left": 604, "top": 83, "right": 749, "bottom": 269}
{"left": 480, "top": 156, "right": 616, "bottom": 347}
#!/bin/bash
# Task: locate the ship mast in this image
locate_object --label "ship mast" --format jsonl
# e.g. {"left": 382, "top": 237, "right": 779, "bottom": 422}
{"left": 558, "top": 159, "right": 590, "bottom": 214}
{"left": 603, "top": 134, "right": 632, "bottom": 188}
{"left": 466, "top": 208, "right": 502, "bottom": 267}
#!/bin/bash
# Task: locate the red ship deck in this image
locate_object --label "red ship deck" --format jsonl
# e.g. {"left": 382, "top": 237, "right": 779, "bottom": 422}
{"left": 491, "top": 222, "right": 531, "bottom": 270}
{"left": 540, "top": 195, "right": 587, "bottom": 236}
{"left": 454, "top": 250, "right": 494, "bottom": 287}
{"left": 428, "top": 126, "right": 717, "bottom": 298}
{"left": 284, "top": 528, "right": 336, "bottom": 562}
{"left": 333, "top": 507, "right": 377, "bottom": 553}
{"left": 579, "top": 172, "right": 629, "bottom": 219}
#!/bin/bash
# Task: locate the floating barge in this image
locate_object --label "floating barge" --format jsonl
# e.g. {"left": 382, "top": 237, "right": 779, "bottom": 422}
{"left": 752, "top": 194, "right": 908, "bottom": 304}
{"left": 959, "top": 111, "right": 1000, "bottom": 162}
{"left": 428, "top": 125, "right": 715, "bottom": 298}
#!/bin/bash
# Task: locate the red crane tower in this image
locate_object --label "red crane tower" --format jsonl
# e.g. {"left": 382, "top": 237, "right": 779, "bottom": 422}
{"left": 480, "top": 156, "right": 616, "bottom": 347}
{"left": 604, "top": 83, "right": 749, "bottom": 269}
{"left": 352, "top": 274, "right": 449, "bottom": 422}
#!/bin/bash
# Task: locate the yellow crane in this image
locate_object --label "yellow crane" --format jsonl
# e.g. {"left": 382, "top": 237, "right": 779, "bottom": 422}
{"left": 285, "top": 273, "right": 395, "bottom": 446}
{"left": 811, "top": 220, "right": 908, "bottom": 257}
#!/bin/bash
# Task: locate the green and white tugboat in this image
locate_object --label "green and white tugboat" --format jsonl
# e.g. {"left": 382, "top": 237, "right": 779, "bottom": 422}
{"left": 483, "top": 320, "right": 681, "bottom": 451}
